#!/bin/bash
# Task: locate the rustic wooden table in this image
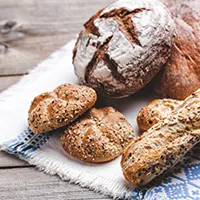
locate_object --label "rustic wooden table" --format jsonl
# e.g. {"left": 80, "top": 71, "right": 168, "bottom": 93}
{"left": 0, "top": 0, "right": 113, "bottom": 199}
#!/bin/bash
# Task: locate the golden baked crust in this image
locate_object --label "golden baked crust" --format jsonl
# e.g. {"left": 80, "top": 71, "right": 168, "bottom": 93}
{"left": 61, "top": 107, "right": 134, "bottom": 163}
{"left": 153, "top": 0, "right": 200, "bottom": 100}
{"left": 137, "top": 99, "right": 182, "bottom": 131}
{"left": 121, "top": 89, "right": 200, "bottom": 187}
{"left": 28, "top": 84, "right": 97, "bottom": 134}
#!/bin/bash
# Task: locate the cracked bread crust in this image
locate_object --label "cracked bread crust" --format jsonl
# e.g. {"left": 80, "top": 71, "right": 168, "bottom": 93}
{"left": 121, "top": 89, "right": 200, "bottom": 187}
{"left": 61, "top": 107, "right": 134, "bottom": 163}
{"left": 28, "top": 84, "right": 97, "bottom": 134}
{"left": 137, "top": 99, "right": 182, "bottom": 131}
{"left": 73, "top": 0, "right": 175, "bottom": 98}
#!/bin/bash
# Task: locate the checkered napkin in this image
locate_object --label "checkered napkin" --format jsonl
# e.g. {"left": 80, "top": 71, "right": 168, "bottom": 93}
{"left": 0, "top": 40, "right": 200, "bottom": 200}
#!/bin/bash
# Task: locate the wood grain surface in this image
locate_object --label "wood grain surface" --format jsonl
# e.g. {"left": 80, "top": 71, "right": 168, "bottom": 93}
{"left": 0, "top": 0, "right": 114, "bottom": 199}
{"left": 0, "top": 151, "right": 31, "bottom": 168}
{"left": 0, "top": 0, "right": 113, "bottom": 75}
{"left": 0, "top": 168, "right": 111, "bottom": 200}
{"left": 0, "top": 76, "right": 21, "bottom": 92}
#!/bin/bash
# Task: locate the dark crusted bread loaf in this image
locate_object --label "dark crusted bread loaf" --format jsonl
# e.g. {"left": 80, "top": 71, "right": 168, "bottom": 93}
{"left": 28, "top": 84, "right": 97, "bottom": 134}
{"left": 73, "top": 0, "right": 175, "bottom": 98}
{"left": 121, "top": 89, "right": 200, "bottom": 187}
{"left": 153, "top": 0, "right": 200, "bottom": 100}
{"left": 137, "top": 98, "right": 182, "bottom": 131}
{"left": 61, "top": 107, "right": 134, "bottom": 163}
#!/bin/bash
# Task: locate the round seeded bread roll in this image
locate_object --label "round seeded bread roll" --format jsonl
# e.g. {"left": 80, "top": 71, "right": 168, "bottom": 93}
{"left": 61, "top": 107, "right": 134, "bottom": 163}
{"left": 137, "top": 99, "right": 182, "bottom": 131}
{"left": 28, "top": 84, "right": 97, "bottom": 134}
{"left": 73, "top": 0, "right": 175, "bottom": 98}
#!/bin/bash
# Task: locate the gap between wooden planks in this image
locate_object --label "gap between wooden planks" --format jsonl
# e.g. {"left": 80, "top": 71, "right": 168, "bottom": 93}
{"left": 0, "top": 1, "right": 114, "bottom": 199}
{"left": 0, "top": 167, "right": 111, "bottom": 200}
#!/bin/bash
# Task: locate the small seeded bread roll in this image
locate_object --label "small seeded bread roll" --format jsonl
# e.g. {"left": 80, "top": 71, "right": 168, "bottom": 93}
{"left": 28, "top": 84, "right": 97, "bottom": 134}
{"left": 121, "top": 89, "right": 200, "bottom": 187}
{"left": 137, "top": 99, "right": 182, "bottom": 131}
{"left": 73, "top": 0, "right": 175, "bottom": 98}
{"left": 61, "top": 107, "right": 134, "bottom": 163}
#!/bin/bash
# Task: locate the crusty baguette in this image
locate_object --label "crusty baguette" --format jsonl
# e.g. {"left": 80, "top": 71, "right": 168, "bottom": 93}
{"left": 121, "top": 89, "right": 200, "bottom": 187}
{"left": 28, "top": 84, "right": 97, "bottom": 134}
{"left": 61, "top": 107, "right": 134, "bottom": 163}
{"left": 137, "top": 99, "right": 182, "bottom": 131}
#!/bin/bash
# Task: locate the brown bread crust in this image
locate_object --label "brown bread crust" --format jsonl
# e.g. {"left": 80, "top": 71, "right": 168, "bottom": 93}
{"left": 61, "top": 107, "right": 134, "bottom": 163}
{"left": 153, "top": 0, "right": 200, "bottom": 100}
{"left": 137, "top": 99, "right": 182, "bottom": 131}
{"left": 121, "top": 89, "right": 200, "bottom": 187}
{"left": 73, "top": 0, "right": 175, "bottom": 98}
{"left": 28, "top": 84, "right": 97, "bottom": 134}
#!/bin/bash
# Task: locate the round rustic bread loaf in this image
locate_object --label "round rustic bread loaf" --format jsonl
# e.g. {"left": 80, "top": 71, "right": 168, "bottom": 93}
{"left": 28, "top": 84, "right": 97, "bottom": 134}
{"left": 73, "top": 0, "right": 175, "bottom": 98}
{"left": 61, "top": 107, "right": 134, "bottom": 163}
{"left": 153, "top": 0, "right": 200, "bottom": 100}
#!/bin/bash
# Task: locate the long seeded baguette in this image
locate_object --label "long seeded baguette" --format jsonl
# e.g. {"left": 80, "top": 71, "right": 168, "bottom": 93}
{"left": 121, "top": 89, "right": 200, "bottom": 187}
{"left": 137, "top": 99, "right": 182, "bottom": 131}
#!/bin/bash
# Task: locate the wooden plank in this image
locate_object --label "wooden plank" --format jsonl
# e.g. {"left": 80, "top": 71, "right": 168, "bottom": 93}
{"left": 0, "top": 1, "right": 114, "bottom": 199}
{"left": 0, "top": 151, "right": 31, "bottom": 168}
{"left": 0, "top": 167, "right": 111, "bottom": 200}
{"left": 0, "top": 0, "right": 113, "bottom": 75}
{"left": 0, "top": 75, "right": 21, "bottom": 92}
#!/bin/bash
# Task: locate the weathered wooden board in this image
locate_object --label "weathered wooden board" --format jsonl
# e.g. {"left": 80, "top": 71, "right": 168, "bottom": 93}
{"left": 0, "top": 1, "right": 115, "bottom": 199}
{"left": 0, "top": 76, "right": 21, "bottom": 92}
{"left": 0, "top": 167, "right": 111, "bottom": 200}
{"left": 0, "top": 0, "right": 113, "bottom": 75}
{"left": 0, "top": 151, "right": 31, "bottom": 168}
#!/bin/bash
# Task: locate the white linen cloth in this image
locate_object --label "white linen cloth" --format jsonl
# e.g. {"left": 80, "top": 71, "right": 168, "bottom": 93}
{"left": 0, "top": 40, "right": 199, "bottom": 200}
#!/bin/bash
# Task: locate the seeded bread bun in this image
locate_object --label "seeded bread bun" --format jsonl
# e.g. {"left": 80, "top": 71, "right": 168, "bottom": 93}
{"left": 73, "top": 0, "right": 175, "bottom": 98}
{"left": 61, "top": 107, "right": 134, "bottom": 163}
{"left": 121, "top": 89, "right": 200, "bottom": 187}
{"left": 137, "top": 99, "right": 182, "bottom": 131}
{"left": 28, "top": 84, "right": 97, "bottom": 134}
